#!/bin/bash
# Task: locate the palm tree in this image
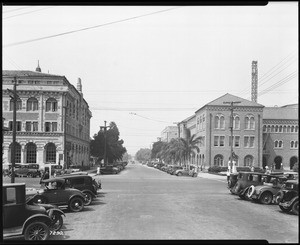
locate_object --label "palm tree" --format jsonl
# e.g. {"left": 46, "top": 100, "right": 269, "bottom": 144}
{"left": 179, "top": 134, "right": 202, "bottom": 169}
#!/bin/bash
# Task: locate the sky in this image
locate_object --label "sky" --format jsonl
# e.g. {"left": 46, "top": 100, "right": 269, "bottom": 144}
{"left": 2, "top": 2, "right": 298, "bottom": 156}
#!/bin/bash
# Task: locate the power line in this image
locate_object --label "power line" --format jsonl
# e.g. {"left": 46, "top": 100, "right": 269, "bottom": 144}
{"left": 3, "top": 6, "right": 33, "bottom": 13}
{"left": 129, "top": 112, "right": 174, "bottom": 123}
{"left": 3, "top": 7, "right": 53, "bottom": 20}
{"left": 4, "top": 6, "right": 183, "bottom": 48}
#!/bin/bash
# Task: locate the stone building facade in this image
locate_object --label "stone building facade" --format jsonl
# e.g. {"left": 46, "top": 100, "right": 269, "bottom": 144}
{"left": 176, "top": 93, "right": 298, "bottom": 170}
{"left": 161, "top": 126, "right": 179, "bottom": 142}
{"left": 2, "top": 67, "right": 92, "bottom": 170}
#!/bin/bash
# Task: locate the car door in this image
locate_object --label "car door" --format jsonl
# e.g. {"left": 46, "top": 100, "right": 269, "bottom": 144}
{"left": 43, "top": 182, "right": 68, "bottom": 205}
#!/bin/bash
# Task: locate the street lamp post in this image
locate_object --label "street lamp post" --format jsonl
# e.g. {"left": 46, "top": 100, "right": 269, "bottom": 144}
{"left": 100, "top": 121, "right": 110, "bottom": 165}
{"left": 223, "top": 101, "right": 241, "bottom": 173}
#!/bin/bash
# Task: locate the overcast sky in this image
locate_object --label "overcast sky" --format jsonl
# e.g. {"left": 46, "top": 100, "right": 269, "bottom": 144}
{"left": 2, "top": 3, "right": 298, "bottom": 156}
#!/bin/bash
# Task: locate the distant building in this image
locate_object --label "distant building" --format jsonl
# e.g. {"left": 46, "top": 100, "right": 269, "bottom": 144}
{"left": 161, "top": 126, "right": 178, "bottom": 142}
{"left": 2, "top": 66, "right": 92, "bottom": 170}
{"left": 177, "top": 93, "right": 298, "bottom": 170}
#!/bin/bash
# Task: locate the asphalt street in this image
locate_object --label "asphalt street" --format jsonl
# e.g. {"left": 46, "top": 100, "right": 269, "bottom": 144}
{"left": 3, "top": 163, "right": 298, "bottom": 242}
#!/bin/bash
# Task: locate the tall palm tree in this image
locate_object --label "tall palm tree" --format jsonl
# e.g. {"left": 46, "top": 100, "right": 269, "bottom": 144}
{"left": 179, "top": 134, "right": 202, "bottom": 169}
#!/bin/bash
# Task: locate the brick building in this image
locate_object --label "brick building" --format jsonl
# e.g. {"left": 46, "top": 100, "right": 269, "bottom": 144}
{"left": 2, "top": 66, "right": 92, "bottom": 170}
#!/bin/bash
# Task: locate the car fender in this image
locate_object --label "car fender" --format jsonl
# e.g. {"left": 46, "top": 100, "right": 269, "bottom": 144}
{"left": 290, "top": 196, "right": 299, "bottom": 205}
{"left": 240, "top": 186, "right": 250, "bottom": 196}
{"left": 82, "top": 189, "right": 96, "bottom": 198}
{"left": 69, "top": 193, "right": 85, "bottom": 202}
{"left": 257, "top": 190, "right": 274, "bottom": 200}
{"left": 47, "top": 208, "right": 65, "bottom": 218}
{"left": 22, "top": 214, "right": 52, "bottom": 234}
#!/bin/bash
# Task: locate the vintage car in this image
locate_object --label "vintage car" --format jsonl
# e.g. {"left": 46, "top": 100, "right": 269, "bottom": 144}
{"left": 247, "top": 175, "right": 286, "bottom": 204}
{"left": 175, "top": 166, "right": 198, "bottom": 177}
{"left": 3, "top": 183, "right": 58, "bottom": 240}
{"left": 276, "top": 179, "right": 298, "bottom": 215}
{"left": 230, "top": 172, "right": 266, "bottom": 200}
{"left": 100, "top": 165, "right": 119, "bottom": 174}
{"left": 27, "top": 164, "right": 41, "bottom": 178}
{"left": 28, "top": 178, "right": 87, "bottom": 212}
{"left": 14, "top": 164, "right": 30, "bottom": 177}
{"left": 227, "top": 172, "right": 239, "bottom": 189}
{"left": 52, "top": 165, "right": 64, "bottom": 176}
{"left": 59, "top": 174, "right": 101, "bottom": 205}
{"left": 170, "top": 166, "right": 184, "bottom": 175}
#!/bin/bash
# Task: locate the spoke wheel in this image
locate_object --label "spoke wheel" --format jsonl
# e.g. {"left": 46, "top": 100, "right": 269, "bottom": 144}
{"left": 291, "top": 201, "right": 298, "bottom": 215}
{"left": 260, "top": 192, "right": 273, "bottom": 205}
{"left": 50, "top": 213, "right": 63, "bottom": 231}
{"left": 279, "top": 204, "right": 292, "bottom": 212}
{"left": 24, "top": 222, "right": 49, "bottom": 240}
{"left": 69, "top": 197, "right": 84, "bottom": 212}
{"left": 83, "top": 192, "right": 93, "bottom": 206}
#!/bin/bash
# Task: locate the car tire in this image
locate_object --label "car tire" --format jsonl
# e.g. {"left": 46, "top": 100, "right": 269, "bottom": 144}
{"left": 50, "top": 212, "right": 63, "bottom": 231}
{"left": 279, "top": 204, "right": 292, "bottom": 213}
{"left": 274, "top": 192, "right": 284, "bottom": 204}
{"left": 259, "top": 192, "right": 273, "bottom": 205}
{"left": 177, "top": 172, "right": 182, "bottom": 176}
{"left": 27, "top": 173, "right": 33, "bottom": 178}
{"left": 247, "top": 185, "right": 255, "bottom": 198}
{"left": 68, "top": 197, "right": 84, "bottom": 212}
{"left": 291, "top": 201, "right": 298, "bottom": 215}
{"left": 83, "top": 192, "right": 93, "bottom": 206}
{"left": 24, "top": 221, "right": 50, "bottom": 240}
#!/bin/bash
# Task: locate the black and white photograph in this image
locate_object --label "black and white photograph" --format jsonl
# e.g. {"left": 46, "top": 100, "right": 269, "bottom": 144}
{"left": 2, "top": 2, "right": 298, "bottom": 243}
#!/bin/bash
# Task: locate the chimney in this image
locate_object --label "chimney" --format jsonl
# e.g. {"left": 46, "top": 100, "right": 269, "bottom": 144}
{"left": 251, "top": 61, "right": 258, "bottom": 102}
{"left": 77, "top": 78, "right": 82, "bottom": 95}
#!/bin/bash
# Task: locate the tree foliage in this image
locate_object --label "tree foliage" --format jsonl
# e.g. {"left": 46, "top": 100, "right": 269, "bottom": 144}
{"left": 90, "top": 121, "right": 127, "bottom": 164}
{"left": 135, "top": 148, "right": 151, "bottom": 162}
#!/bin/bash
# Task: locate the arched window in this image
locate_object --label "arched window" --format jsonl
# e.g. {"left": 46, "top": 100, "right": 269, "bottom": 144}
{"left": 46, "top": 98, "right": 58, "bottom": 112}
{"left": 279, "top": 126, "right": 283, "bottom": 133}
{"left": 283, "top": 126, "right": 287, "bottom": 133}
{"left": 26, "top": 143, "right": 37, "bottom": 163}
{"left": 10, "top": 98, "right": 22, "bottom": 111}
{"left": 9, "top": 142, "right": 21, "bottom": 163}
{"left": 271, "top": 125, "right": 275, "bottom": 132}
{"left": 267, "top": 125, "right": 271, "bottom": 132}
{"left": 278, "top": 141, "right": 283, "bottom": 148}
{"left": 244, "top": 155, "right": 254, "bottom": 167}
{"left": 275, "top": 125, "right": 279, "bottom": 132}
{"left": 26, "top": 97, "right": 38, "bottom": 111}
{"left": 291, "top": 126, "right": 295, "bottom": 133}
{"left": 263, "top": 125, "right": 267, "bottom": 132}
{"left": 233, "top": 115, "right": 240, "bottom": 130}
{"left": 220, "top": 116, "right": 225, "bottom": 129}
{"left": 287, "top": 126, "right": 291, "bottom": 132}
{"left": 250, "top": 117, "right": 255, "bottom": 129}
{"left": 214, "top": 116, "right": 219, "bottom": 129}
{"left": 214, "top": 154, "right": 224, "bottom": 166}
{"left": 245, "top": 115, "right": 255, "bottom": 130}
{"left": 274, "top": 140, "right": 278, "bottom": 148}
{"left": 290, "top": 141, "right": 294, "bottom": 148}
{"left": 295, "top": 126, "right": 298, "bottom": 133}
{"left": 46, "top": 143, "right": 56, "bottom": 163}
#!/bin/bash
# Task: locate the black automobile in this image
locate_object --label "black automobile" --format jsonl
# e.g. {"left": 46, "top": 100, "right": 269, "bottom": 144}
{"left": 3, "top": 183, "right": 56, "bottom": 240}
{"left": 276, "top": 179, "right": 298, "bottom": 215}
{"left": 100, "top": 165, "right": 119, "bottom": 174}
{"left": 28, "top": 178, "right": 87, "bottom": 212}
{"left": 59, "top": 174, "right": 101, "bottom": 205}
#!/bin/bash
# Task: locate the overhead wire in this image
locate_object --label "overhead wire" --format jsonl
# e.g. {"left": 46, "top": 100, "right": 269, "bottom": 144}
{"left": 4, "top": 6, "right": 183, "bottom": 48}
{"left": 3, "top": 7, "right": 53, "bottom": 20}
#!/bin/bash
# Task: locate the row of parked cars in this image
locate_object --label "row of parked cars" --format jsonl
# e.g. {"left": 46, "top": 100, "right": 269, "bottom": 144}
{"left": 227, "top": 170, "right": 298, "bottom": 215}
{"left": 146, "top": 162, "right": 198, "bottom": 177}
{"left": 99, "top": 162, "right": 128, "bottom": 174}
{"left": 3, "top": 171, "right": 102, "bottom": 240}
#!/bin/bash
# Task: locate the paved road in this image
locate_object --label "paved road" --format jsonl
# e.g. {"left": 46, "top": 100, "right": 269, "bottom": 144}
{"left": 3, "top": 164, "right": 298, "bottom": 242}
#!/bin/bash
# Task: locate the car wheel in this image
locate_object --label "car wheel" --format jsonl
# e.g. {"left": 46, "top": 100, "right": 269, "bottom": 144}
{"left": 274, "top": 192, "right": 284, "bottom": 204}
{"left": 27, "top": 173, "right": 33, "bottom": 178}
{"left": 50, "top": 213, "right": 63, "bottom": 231}
{"left": 259, "top": 192, "right": 273, "bottom": 205}
{"left": 247, "top": 185, "right": 255, "bottom": 198}
{"left": 291, "top": 201, "right": 298, "bottom": 215}
{"left": 193, "top": 173, "right": 197, "bottom": 177}
{"left": 177, "top": 172, "right": 182, "bottom": 176}
{"left": 68, "top": 197, "right": 84, "bottom": 212}
{"left": 238, "top": 192, "right": 246, "bottom": 200}
{"left": 279, "top": 204, "right": 292, "bottom": 213}
{"left": 83, "top": 192, "right": 93, "bottom": 206}
{"left": 24, "top": 221, "right": 50, "bottom": 240}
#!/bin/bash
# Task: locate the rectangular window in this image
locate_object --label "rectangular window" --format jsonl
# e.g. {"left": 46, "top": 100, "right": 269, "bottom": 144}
{"left": 26, "top": 122, "right": 31, "bottom": 131}
{"left": 52, "top": 122, "right": 57, "bottom": 132}
{"left": 235, "top": 136, "right": 240, "bottom": 147}
{"left": 249, "top": 136, "right": 255, "bottom": 147}
{"left": 33, "top": 122, "right": 38, "bottom": 131}
{"left": 46, "top": 102, "right": 51, "bottom": 112}
{"left": 52, "top": 102, "right": 57, "bottom": 112}
{"left": 6, "top": 188, "right": 17, "bottom": 204}
{"left": 16, "top": 121, "right": 22, "bottom": 131}
{"left": 45, "top": 122, "right": 51, "bottom": 132}
{"left": 244, "top": 136, "right": 249, "bottom": 148}
{"left": 9, "top": 121, "right": 13, "bottom": 131}
{"left": 220, "top": 136, "right": 225, "bottom": 146}
{"left": 214, "top": 136, "right": 219, "bottom": 146}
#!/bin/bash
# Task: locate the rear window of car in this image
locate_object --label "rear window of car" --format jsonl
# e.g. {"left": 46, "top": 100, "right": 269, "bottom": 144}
{"left": 71, "top": 178, "right": 85, "bottom": 185}
{"left": 6, "top": 188, "right": 16, "bottom": 204}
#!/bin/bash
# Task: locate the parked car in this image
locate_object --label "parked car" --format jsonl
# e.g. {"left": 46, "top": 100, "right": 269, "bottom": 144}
{"left": 247, "top": 175, "right": 286, "bottom": 204}
{"left": 227, "top": 172, "right": 239, "bottom": 189}
{"left": 175, "top": 166, "right": 198, "bottom": 177}
{"left": 59, "top": 174, "right": 101, "bottom": 205}
{"left": 14, "top": 164, "right": 30, "bottom": 177}
{"left": 3, "top": 183, "right": 53, "bottom": 240}
{"left": 27, "top": 164, "right": 41, "bottom": 178}
{"left": 276, "top": 179, "right": 298, "bottom": 215}
{"left": 170, "top": 166, "right": 184, "bottom": 175}
{"left": 52, "top": 165, "right": 64, "bottom": 176}
{"left": 230, "top": 172, "right": 266, "bottom": 200}
{"left": 28, "top": 178, "right": 87, "bottom": 212}
{"left": 64, "top": 165, "right": 81, "bottom": 174}
{"left": 100, "top": 165, "right": 119, "bottom": 174}
{"left": 166, "top": 165, "right": 176, "bottom": 174}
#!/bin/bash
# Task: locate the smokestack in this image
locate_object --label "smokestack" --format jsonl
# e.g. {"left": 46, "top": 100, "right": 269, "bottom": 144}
{"left": 77, "top": 78, "right": 82, "bottom": 95}
{"left": 251, "top": 61, "right": 258, "bottom": 102}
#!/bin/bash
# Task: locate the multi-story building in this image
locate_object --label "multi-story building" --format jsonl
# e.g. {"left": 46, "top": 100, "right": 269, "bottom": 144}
{"left": 175, "top": 93, "right": 298, "bottom": 171}
{"left": 2, "top": 65, "right": 92, "bottom": 170}
{"left": 161, "top": 126, "right": 179, "bottom": 142}
{"left": 262, "top": 104, "right": 298, "bottom": 170}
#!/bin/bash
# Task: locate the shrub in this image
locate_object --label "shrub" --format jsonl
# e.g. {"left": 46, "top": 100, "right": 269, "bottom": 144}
{"left": 208, "top": 165, "right": 222, "bottom": 173}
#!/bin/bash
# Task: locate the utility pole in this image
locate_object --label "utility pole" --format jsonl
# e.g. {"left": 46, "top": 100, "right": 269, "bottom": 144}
{"left": 7, "top": 76, "right": 18, "bottom": 183}
{"left": 223, "top": 101, "right": 241, "bottom": 173}
{"left": 100, "top": 121, "right": 110, "bottom": 165}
